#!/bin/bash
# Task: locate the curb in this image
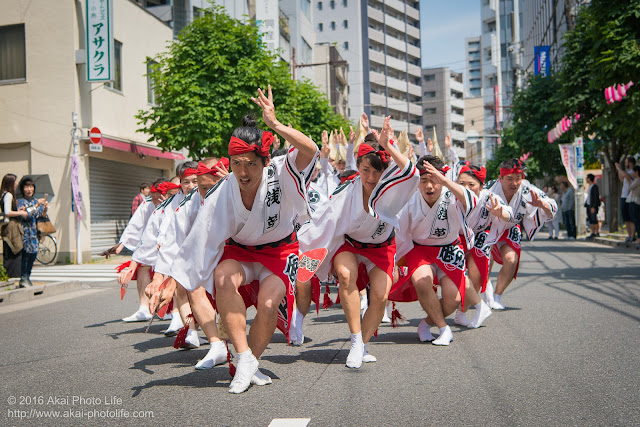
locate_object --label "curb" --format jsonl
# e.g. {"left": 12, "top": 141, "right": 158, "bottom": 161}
{"left": 0, "top": 281, "right": 90, "bottom": 306}
{"left": 593, "top": 237, "right": 640, "bottom": 250}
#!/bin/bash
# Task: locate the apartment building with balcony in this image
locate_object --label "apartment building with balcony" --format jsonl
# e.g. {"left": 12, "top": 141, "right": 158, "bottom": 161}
{"left": 314, "top": 0, "right": 422, "bottom": 136}
{"left": 422, "top": 68, "right": 466, "bottom": 160}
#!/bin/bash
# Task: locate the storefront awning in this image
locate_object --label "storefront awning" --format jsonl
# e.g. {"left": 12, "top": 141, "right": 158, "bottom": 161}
{"left": 95, "top": 137, "right": 185, "bottom": 160}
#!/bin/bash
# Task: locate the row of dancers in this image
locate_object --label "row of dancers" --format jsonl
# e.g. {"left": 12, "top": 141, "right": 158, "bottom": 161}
{"left": 106, "top": 85, "right": 558, "bottom": 394}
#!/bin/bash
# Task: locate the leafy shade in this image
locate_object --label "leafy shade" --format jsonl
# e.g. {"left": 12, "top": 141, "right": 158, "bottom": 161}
{"left": 137, "top": 6, "right": 349, "bottom": 158}
{"left": 487, "top": 74, "right": 563, "bottom": 181}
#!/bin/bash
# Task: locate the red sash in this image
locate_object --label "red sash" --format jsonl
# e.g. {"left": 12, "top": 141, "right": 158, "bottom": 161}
{"left": 389, "top": 240, "right": 467, "bottom": 309}
{"left": 491, "top": 225, "right": 521, "bottom": 279}
{"left": 219, "top": 233, "right": 299, "bottom": 343}
{"left": 464, "top": 231, "right": 491, "bottom": 293}
{"left": 333, "top": 232, "right": 396, "bottom": 281}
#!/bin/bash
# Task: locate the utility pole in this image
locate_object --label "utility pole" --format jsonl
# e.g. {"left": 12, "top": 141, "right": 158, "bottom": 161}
{"left": 71, "top": 112, "right": 83, "bottom": 265}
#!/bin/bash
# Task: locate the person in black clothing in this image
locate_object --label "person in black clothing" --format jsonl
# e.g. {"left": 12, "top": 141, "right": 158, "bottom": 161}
{"left": 585, "top": 174, "right": 600, "bottom": 239}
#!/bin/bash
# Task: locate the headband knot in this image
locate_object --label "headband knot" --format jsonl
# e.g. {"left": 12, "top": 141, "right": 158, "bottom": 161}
{"left": 357, "top": 143, "right": 390, "bottom": 165}
{"left": 228, "top": 132, "right": 274, "bottom": 157}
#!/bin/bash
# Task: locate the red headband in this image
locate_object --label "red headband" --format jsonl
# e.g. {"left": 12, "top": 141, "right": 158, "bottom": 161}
{"left": 228, "top": 132, "right": 274, "bottom": 157}
{"left": 419, "top": 165, "right": 450, "bottom": 176}
{"left": 460, "top": 163, "right": 487, "bottom": 184}
{"left": 183, "top": 168, "right": 197, "bottom": 177}
{"left": 357, "top": 143, "right": 390, "bottom": 164}
{"left": 196, "top": 157, "right": 230, "bottom": 176}
{"left": 340, "top": 172, "right": 359, "bottom": 184}
{"left": 150, "top": 181, "right": 178, "bottom": 195}
{"left": 499, "top": 166, "right": 524, "bottom": 177}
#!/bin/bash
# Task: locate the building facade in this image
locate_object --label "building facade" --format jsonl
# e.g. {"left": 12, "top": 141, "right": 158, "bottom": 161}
{"left": 313, "top": 44, "right": 349, "bottom": 119}
{"left": 421, "top": 68, "right": 466, "bottom": 161}
{"left": 0, "top": 0, "right": 179, "bottom": 262}
{"left": 314, "top": 0, "right": 422, "bottom": 136}
{"left": 480, "top": 0, "right": 522, "bottom": 158}
{"left": 465, "top": 36, "right": 482, "bottom": 98}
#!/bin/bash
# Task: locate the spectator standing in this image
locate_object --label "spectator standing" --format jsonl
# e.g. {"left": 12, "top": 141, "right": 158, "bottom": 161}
{"left": 1, "top": 174, "right": 28, "bottom": 278}
{"left": 597, "top": 198, "right": 605, "bottom": 235}
{"left": 615, "top": 158, "right": 636, "bottom": 242}
{"left": 561, "top": 182, "right": 576, "bottom": 239}
{"left": 627, "top": 166, "right": 640, "bottom": 243}
{"left": 585, "top": 174, "right": 600, "bottom": 239}
{"left": 131, "top": 183, "right": 150, "bottom": 216}
{"left": 547, "top": 185, "right": 561, "bottom": 239}
{"left": 17, "top": 177, "right": 48, "bottom": 287}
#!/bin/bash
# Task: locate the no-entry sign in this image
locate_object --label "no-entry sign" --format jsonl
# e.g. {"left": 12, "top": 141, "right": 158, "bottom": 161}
{"left": 89, "top": 127, "right": 102, "bottom": 144}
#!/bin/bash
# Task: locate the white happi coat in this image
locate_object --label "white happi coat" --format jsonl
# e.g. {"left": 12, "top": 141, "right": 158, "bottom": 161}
{"left": 395, "top": 187, "right": 476, "bottom": 259}
{"left": 486, "top": 179, "right": 558, "bottom": 241}
{"left": 315, "top": 157, "right": 340, "bottom": 197}
{"left": 465, "top": 188, "right": 513, "bottom": 247}
{"left": 118, "top": 196, "right": 155, "bottom": 251}
{"left": 131, "top": 191, "right": 185, "bottom": 267}
{"left": 154, "top": 187, "right": 205, "bottom": 277}
{"left": 299, "top": 160, "right": 419, "bottom": 281}
{"left": 170, "top": 148, "right": 318, "bottom": 293}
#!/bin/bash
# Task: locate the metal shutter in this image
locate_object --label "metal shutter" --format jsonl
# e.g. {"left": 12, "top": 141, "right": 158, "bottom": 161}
{"left": 89, "top": 158, "right": 164, "bottom": 257}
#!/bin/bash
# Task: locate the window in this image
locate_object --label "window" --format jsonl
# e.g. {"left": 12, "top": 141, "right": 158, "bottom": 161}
{"left": 301, "top": 0, "right": 311, "bottom": 19}
{"left": 423, "top": 91, "right": 436, "bottom": 98}
{"left": 330, "top": 21, "right": 336, "bottom": 30}
{"left": 330, "top": 0, "right": 335, "bottom": 8}
{"left": 318, "top": 23, "right": 323, "bottom": 31}
{"left": 146, "top": 59, "right": 157, "bottom": 105}
{"left": 301, "top": 38, "right": 312, "bottom": 63}
{"left": 193, "top": 6, "right": 204, "bottom": 18}
{"left": 423, "top": 74, "right": 435, "bottom": 82}
{"left": 343, "top": 20, "right": 348, "bottom": 29}
{"left": 424, "top": 108, "right": 436, "bottom": 114}
{"left": 318, "top": 1, "right": 322, "bottom": 10}
{"left": 343, "top": 0, "right": 348, "bottom": 5}
{"left": 105, "top": 40, "right": 122, "bottom": 92}
{"left": 343, "top": 41, "right": 349, "bottom": 50}
{"left": 0, "top": 24, "right": 26, "bottom": 82}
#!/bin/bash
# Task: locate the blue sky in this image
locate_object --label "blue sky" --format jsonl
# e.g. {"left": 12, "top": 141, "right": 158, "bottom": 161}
{"left": 420, "top": 0, "right": 481, "bottom": 72}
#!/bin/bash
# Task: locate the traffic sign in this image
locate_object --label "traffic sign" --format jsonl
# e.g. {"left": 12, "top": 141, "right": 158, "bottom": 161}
{"left": 89, "top": 127, "right": 102, "bottom": 144}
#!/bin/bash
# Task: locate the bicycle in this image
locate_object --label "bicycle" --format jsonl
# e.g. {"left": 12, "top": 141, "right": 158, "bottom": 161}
{"left": 36, "top": 231, "right": 58, "bottom": 265}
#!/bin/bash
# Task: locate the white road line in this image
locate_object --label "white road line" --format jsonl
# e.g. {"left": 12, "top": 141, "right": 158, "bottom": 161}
{"left": 269, "top": 419, "right": 311, "bottom": 427}
{"left": 0, "top": 288, "right": 109, "bottom": 315}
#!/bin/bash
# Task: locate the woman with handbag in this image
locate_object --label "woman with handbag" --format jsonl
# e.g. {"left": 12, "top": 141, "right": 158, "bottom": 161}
{"left": 1, "top": 174, "right": 28, "bottom": 279}
{"left": 17, "top": 177, "right": 48, "bottom": 287}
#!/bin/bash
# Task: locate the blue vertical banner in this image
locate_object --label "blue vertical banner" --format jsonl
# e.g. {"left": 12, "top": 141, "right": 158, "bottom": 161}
{"left": 534, "top": 45, "right": 551, "bottom": 77}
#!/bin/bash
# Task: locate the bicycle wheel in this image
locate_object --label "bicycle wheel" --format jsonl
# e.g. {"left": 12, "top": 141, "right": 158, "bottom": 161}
{"left": 37, "top": 235, "right": 57, "bottom": 265}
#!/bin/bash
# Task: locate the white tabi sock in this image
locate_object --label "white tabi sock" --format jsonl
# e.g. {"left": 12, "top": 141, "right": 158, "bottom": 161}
{"left": 195, "top": 340, "right": 227, "bottom": 370}
{"left": 482, "top": 280, "right": 495, "bottom": 305}
{"left": 362, "top": 343, "right": 377, "bottom": 363}
{"left": 469, "top": 300, "right": 492, "bottom": 328}
{"left": 122, "top": 305, "right": 152, "bottom": 322}
{"left": 164, "top": 313, "right": 184, "bottom": 335}
{"left": 491, "top": 293, "right": 505, "bottom": 310}
{"left": 381, "top": 306, "right": 391, "bottom": 323}
{"left": 346, "top": 332, "right": 364, "bottom": 369}
{"left": 418, "top": 319, "right": 435, "bottom": 342}
{"left": 251, "top": 369, "right": 273, "bottom": 386}
{"left": 290, "top": 308, "right": 305, "bottom": 346}
{"left": 432, "top": 326, "right": 453, "bottom": 346}
{"left": 454, "top": 309, "right": 471, "bottom": 327}
{"left": 229, "top": 350, "right": 259, "bottom": 394}
{"left": 183, "top": 328, "right": 200, "bottom": 349}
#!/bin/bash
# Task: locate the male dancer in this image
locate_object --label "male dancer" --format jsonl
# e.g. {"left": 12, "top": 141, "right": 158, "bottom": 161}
{"left": 486, "top": 158, "right": 558, "bottom": 309}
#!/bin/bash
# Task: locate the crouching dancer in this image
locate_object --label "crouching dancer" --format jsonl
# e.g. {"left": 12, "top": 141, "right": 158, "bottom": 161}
{"left": 169, "top": 86, "right": 318, "bottom": 394}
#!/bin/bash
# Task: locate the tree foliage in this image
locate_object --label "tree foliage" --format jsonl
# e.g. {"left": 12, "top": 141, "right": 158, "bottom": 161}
{"left": 554, "top": 0, "right": 640, "bottom": 230}
{"left": 487, "top": 74, "right": 564, "bottom": 181}
{"left": 136, "top": 6, "right": 349, "bottom": 158}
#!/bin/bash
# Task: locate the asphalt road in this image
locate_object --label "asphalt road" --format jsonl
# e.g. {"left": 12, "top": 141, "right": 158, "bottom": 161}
{"left": 1, "top": 240, "right": 638, "bottom": 426}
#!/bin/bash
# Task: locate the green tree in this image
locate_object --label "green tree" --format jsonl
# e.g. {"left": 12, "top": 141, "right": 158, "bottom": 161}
{"left": 555, "top": 0, "right": 640, "bottom": 230}
{"left": 487, "top": 74, "right": 563, "bottom": 181}
{"left": 137, "top": 6, "right": 349, "bottom": 158}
